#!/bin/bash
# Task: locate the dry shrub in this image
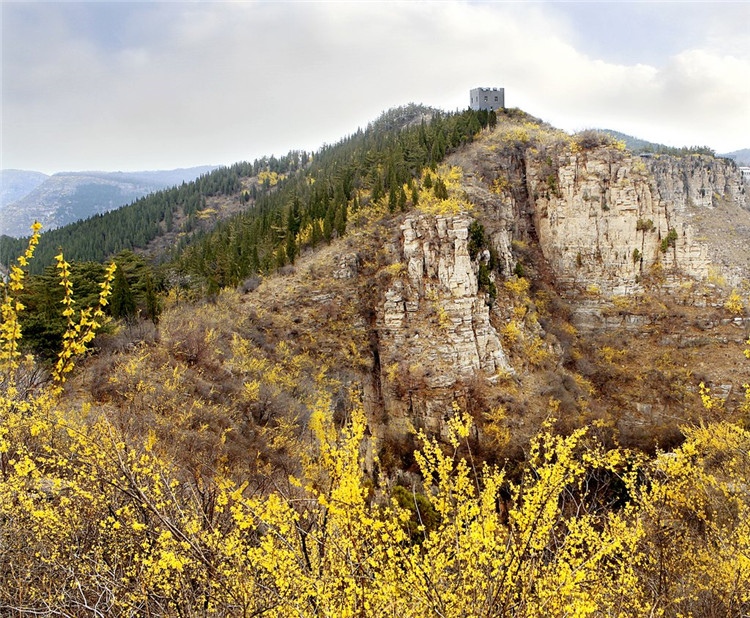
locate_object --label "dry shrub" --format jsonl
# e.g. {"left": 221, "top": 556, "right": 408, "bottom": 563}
{"left": 462, "top": 373, "right": 493, "bottom": 421}
{"left": 239, "top": 275, "right": 262, "bottom": 293}
{"left": 278, "top": 265, "right": 296, "bottom": 276}
{"left": 573, "top": 129, "right": 617, "bottom": 151}
{"left": 538, "top": 371, "right": 580, "bottom": 415}
{"left": 379, "top": 432, "right": 419, "bottom": 474}
{"left": 390, "top": 362, "right": 430, "bottom": 400}
{"left": 93, "top": 319, "right": 159, "bottom": 355}
{"left": 167, "top": 323, "right": 214, "bottom": 367}
{"left": 87, "top": 354, "right": 120, "bottom": 402}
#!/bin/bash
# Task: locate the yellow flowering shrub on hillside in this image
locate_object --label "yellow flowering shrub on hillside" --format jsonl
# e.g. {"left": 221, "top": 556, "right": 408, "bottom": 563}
{"left": 416, "top": 166, "right": 474, "bottom": 216}
{"left": 725, "top": 289, "right": 746, "bottom": 316}
{"left": 501, "top": 275, "right": 551, "bottom": 368}
{"left": 2, "top": 234, "right": 750, "bottom": 616}
{"left": 257, "top": 170, "right": 285, "bottom": 187}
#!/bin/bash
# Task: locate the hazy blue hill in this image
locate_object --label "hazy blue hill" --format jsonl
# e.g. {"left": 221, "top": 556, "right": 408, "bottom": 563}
{"left": 0, "top": 162, "right": 247, "bottom": 272}
{"left": 0, "top": 166, "right": 216, "bottom": 237}
{"left": 0, "top": 169, "right": 49, "bottom": 211}
{"left": 63, "top": 166, "right": 218, "bottom": 188}
{"left": 720, "top": 148, "right": 750, "bottom": 166}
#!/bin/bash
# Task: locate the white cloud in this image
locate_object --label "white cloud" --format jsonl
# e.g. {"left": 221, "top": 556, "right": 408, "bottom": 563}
{"left": 2, "top": 1, "right": 748, "bottom": 174}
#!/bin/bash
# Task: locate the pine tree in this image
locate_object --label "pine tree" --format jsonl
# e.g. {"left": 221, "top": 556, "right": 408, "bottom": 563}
{"left": 388, "top": 184, "right": 397, "bottom": 213}
{"left": 372, "top": 179, "right": 382, "bottom": 203}
{"left": 434, "top": 178, "right": 448, "bottom": 200}
{"left": 287, "top": 196, "right": 301, "bottom": 237}
{"left": 110, "top": 266, "right": 136, "bottom": 321}
{"left": 275, "top": 246, "right": 287, "bottom": 268}
{"left": 334, "top": 205, "right": 346, "bottom": 238}
{"left": 323, "top": 214, "right": 333, "bottom": 244}
{"left": 399, "top": 186, "right": 407, "bottom": 212}
{"left": 164, "top": 207, "right": 173, "bottom": 232}
{"left": 311, "top": 219, "right": 322, "bottom": 248}
{"left": 144, "top": 273, "right": 160, "bottom": 324}
{"left": 286, "top": 233, "right": 297, "bottom": 264}
{"left": 250, "top": 245, "right": 260, "bottom": 273}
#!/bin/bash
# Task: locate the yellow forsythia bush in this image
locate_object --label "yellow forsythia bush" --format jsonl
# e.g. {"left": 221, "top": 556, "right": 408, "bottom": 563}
{"left": 2, "top": 232, "right": 749, "bottom": 617}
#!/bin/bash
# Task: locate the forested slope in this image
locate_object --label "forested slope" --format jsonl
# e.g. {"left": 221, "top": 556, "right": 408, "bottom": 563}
{"left": 1, "top": 104, "right": 495, "bottom": 285}
{"left": 1, "top": 165, "right": 246, "bottom": 272}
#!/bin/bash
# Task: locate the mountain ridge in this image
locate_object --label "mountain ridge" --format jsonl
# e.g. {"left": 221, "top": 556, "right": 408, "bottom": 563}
{"left": 721, "top": 147, "right": 750, "bottom": 166}
{"left": 0, "top": 169, "right": 49, "bottom": 210}
{"left": 596, "top": 128, "right": 741, "bottom": 159}
{"left": 0, "top": 165, "right": 218, "bottom": 237}
{"left": 40, "top": 107, "right": 749, "bottom": 457}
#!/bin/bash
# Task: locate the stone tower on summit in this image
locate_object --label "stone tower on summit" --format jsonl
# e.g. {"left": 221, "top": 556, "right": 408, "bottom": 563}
{"left": 470, "top": 87, "right": 504, "bottom": 112}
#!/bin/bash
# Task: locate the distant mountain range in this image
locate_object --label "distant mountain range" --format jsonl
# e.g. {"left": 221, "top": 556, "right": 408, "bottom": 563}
{"left": 0, "top": 170, "right": 49, "bottom": 210}
{"left": 721, "top": 149, "right": 750, "bottom": 166}
{"left": 0, "top": 166, "right": 217, "bottom": 237}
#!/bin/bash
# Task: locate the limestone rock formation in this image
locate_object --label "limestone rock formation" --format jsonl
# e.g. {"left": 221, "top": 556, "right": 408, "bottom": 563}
{"left": 333, "top": 252, "right": 359, "bottom": 279}
{"left": 528, "top": 151, "right": 747, "bottom": 295}
{"left": 374, "top": 214, "right": 512, "bottom": 437}
{"left": 379, "top": 214, "right": 511, "bottom": 385}
{"left": 459, "top": 133, "right": 749, "bottom": 297}
{"left": 646, "top": 155, "right": 747, "bottom": 212}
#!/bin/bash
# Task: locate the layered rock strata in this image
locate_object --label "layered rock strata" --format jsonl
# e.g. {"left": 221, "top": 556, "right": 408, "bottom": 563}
{"left": 528, "top": 151, "right": 748, "bottom": 294}
{"left": 376, "top": 214, "right": 511, "bottom": 436}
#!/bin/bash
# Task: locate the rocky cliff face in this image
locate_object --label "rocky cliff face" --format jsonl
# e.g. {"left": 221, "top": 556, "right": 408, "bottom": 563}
{"left": 365, "top": 127, "right": 750, "bottom": 448}
{"left": 646, "top": 155, "right": 747, "bottom": 211}
{"left": 374, "top": 214, "right": 511, "bottom": 438}
{"left": 457, "top": 123, "right": 749, "bottom": 298}
{"left": 646, "top": 155, "right": 750, "bottom": 287}
{"left": 528, "top": 151, "right": 748, "bottom": 295}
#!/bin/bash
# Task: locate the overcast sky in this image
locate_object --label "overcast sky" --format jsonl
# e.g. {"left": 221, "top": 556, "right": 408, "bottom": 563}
{"left": 1, "top": 1, "right": 748, "bottom": 174}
